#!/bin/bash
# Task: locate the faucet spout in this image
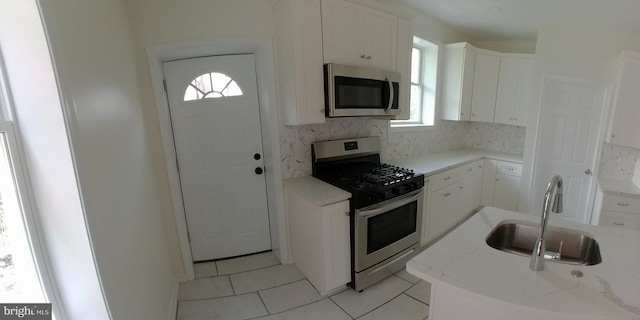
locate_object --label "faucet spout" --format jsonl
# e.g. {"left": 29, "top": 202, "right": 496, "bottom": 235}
{"left": 530, "top": 175, "right": 563, "bottom": 271}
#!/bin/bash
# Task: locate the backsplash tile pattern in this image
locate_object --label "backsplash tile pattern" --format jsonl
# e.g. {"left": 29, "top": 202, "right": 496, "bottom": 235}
{"left": 465, "top": 122, "right": 526, "bottom": 155}
{"left": 280, "top": 118, "right": 528, "bottom": 179}
{"left": 598, "top": 143, "right": 640, "bottom": 181}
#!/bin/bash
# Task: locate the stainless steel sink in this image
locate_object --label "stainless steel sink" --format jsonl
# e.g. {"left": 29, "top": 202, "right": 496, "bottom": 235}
{"left": 486, "top": 220, "right": 602, "bottom": 266}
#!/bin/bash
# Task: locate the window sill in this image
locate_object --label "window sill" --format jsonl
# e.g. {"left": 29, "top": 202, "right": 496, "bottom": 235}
{"left": 389, "top": 123, "right": 435, "bottom": 132}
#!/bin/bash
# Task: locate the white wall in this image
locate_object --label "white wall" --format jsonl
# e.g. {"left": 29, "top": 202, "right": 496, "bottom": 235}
{"left": 521, "top": 22, "right": 640, "bottom": 215}
{"left": 37, "top": 0, "right": 180, "bottom": 319}
{"left": 0, "top": 1, "right": 110, "bottom": 319}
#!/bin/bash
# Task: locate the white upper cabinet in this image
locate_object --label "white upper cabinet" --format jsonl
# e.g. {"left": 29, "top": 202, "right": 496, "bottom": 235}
{"left": 442, "top": 42, "right": 535, "bottom": 126}
{"left": 441, "top": 43, "right": 476, "bottom": 121}
{"left": 495, "top": 55, "right": 533, "bottom": 127}
{"left": 321, "top": 0, "right": 397, "bottom": 71}
{"left": 470, "top": 52, "right": 500, "bottom": 122}
{"left": 273, "top": 0, "right": 326, "bottom": 125}
{"left": 607, "top": 51, "right": 640, "bottom": 148}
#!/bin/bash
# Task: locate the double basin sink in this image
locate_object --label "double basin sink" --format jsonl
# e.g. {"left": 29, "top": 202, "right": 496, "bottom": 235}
{"left": 486, "top": 220, "right": 602, "bottom": 266}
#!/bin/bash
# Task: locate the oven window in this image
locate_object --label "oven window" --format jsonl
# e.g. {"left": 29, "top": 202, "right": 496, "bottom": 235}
{"left": 367, "top": 200, "right": 417, "bottom": 254}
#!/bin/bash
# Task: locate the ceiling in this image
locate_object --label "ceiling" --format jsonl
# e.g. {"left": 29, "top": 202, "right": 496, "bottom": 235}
{"left": 396, "top": 0, "right": 640, "bottom": 41}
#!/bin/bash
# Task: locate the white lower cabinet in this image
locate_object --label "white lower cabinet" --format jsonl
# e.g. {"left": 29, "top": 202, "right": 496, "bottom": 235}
{"left": 424, "top": 160, "right": 483, "bottom": 244}
{"left": 493, "top": 174, "right": 520, "bottom": 211}
{"left": 287, "top": 192, "right": 350, "bottom": 296}
{"left": 481, "top": 160, "right": 522, "bottom": 211}
{"left": 594, "top": 190, "right": 640, "bottom": 230}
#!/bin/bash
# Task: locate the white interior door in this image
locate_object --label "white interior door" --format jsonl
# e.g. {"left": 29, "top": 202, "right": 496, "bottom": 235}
{"left": 163, "top": 54, "right": 271, "bottom": 261}
{"left": 533, "top": 77, "right": 607, "bottom": 224}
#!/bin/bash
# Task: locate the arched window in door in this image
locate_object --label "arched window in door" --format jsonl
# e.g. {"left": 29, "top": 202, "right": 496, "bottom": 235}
{"left": 183, "top": 72, "right": 243, "bottom": 101}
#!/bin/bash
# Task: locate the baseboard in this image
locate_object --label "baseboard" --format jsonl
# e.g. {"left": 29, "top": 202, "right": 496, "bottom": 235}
{"left": 167, "top": 273, "right": 185, "bottom": 320}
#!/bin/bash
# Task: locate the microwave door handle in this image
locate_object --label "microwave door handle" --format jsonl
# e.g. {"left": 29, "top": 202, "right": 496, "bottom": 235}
{"left": 386, "top": 76, "right": 394, "bottom": 113}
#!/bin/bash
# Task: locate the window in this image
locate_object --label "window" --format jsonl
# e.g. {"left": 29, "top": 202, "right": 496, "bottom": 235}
{"left": 391, "top": 36, "right": 438, "bottom": 128}
{"left": 184, "top": 72, "right": 243, "bottom": 101}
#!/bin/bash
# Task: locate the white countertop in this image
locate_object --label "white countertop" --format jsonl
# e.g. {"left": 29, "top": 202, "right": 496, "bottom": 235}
{"left": 407, "top": 207, "right": 640, "bottom": 319}
{"left": 386, "top": 147, "right": 523, "bottom": 176}
{"left": 598, "top": 177, "right": 640, "bottom": 198}
{"left": 283, "top": 176, "right": 351, "bottom": 206}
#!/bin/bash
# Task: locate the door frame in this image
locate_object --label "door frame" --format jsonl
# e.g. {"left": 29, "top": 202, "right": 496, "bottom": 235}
{"left": 147, "top": 36, "right": 288, "bottom": 280}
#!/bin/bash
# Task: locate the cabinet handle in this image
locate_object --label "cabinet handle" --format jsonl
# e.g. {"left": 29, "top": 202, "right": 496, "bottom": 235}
{"left": 366, "top": 56, "right": 372, "bottom": 60}
{"left": 472, "top": 113, "right": 476, "bottom": 116}
{"left": 444, "top": 176, "right": 451, "bottom": 181}
{"left": 617, "top": 203, "right": 630, "bottom": 207}
{"left": 613, "top": 222, "right": 626, "bottom": 226}
{"left": 507, "top": 168, "right": 514, "bottom": 171}
{"left": 467, "top": 168, "right": 472, "bottom": 172}
{"left": 320, "top": 108, "right": 325, "bottom": 113}
{"left": 345, "top": 211, "right": 350, "bottom": 216}
{"left": 461, "top": 113, "right": 465, "bottom": 116}
{"left": 611, "top": 133, "right": 616, "bottom": 138}
{"left": 360, "top": 54, "right": 366, "bottom": 59}
{"left": 459, "top": 186, "right": 463, "bottom": 189}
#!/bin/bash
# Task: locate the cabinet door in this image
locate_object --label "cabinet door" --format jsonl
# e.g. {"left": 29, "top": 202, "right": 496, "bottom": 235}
{"left": 274, "top": 0, "right": 325, "bottom": 125}
{"left": 442, "top": 44, "right": 475, "bottom": 121}
{"left": 607, "top": 52, "right": 640, "bottom": 149}
{"left": 321, "top": 201, "right": 351, "bottom": 291}
{"left": 363, "top": 7, "right": 397, "bottom": 70}
{"left": 428, "top": 184, "right": 458, "bottom": 241}
{"left": 480, "top": 159, "right": 497, "bottom": 206}
{"left": 495, "top": 56, "right": 533, "bottom": 126}
{"left": 493, "top": 174, "right": 520, "bottom": 211}
{"left": 470, "top": 52, "right": 500, "bottom": 122}
{"left": 321, "top": 0, "right": 363, "bottom": 66}
{"left": 455, "top": 173, "right": 482, "bottom": 220}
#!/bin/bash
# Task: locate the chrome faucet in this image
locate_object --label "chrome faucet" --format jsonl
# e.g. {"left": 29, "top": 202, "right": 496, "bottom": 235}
{"left": 530, "top": 175, "right": 563, "bottom": 271}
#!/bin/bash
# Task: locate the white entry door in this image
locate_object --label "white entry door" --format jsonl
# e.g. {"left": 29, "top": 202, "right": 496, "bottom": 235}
{"left": 533, "top": 77, "right": 608, "bottom": 224}
{"left": 163, "top": 54, "right": 271, "bottom": 261}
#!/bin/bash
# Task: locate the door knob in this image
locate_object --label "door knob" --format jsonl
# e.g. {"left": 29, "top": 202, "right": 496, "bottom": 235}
{"left": 255, "top": 167, "right": 264, "bottom": 175}
{"left": 254, "top": 153, "right": 261, "bottom": 160}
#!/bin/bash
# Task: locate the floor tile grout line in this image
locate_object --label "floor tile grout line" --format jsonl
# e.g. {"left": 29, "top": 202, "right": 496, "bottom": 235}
{"left": 350, "top": 288, "right": 410, "bottom": 320}
{"left": 232, "top": 275, "right": 307, "bottom": 296}
{"left": 255, "top": 290, "right": 270, "bottom": 316}
{"left": 403, "top": 292, "right": 430, "bottom": 307}
{"left": 402, "top": 279, "right": 431, "bottom": 306}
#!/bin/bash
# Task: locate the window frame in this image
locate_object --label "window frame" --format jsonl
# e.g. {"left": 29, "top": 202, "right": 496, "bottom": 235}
{"left": 391, "top": 35, "right": 441, "bottom": 132}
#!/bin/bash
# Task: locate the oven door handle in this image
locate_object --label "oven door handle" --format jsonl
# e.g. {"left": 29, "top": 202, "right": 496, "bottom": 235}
{"left": 356, "top": 189, "right": 423, "bottom": 219}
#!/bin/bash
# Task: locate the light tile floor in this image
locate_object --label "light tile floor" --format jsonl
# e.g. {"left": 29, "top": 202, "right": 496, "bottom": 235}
{"left": 177, "top": 251, "right": 431, "bottom": 320}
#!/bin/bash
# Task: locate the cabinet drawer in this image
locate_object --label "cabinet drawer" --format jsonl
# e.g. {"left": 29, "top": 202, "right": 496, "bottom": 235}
{"left": 599, "top": 211, "right": 640, "bottom": 229}
{"left": 496, "top": 161, "right": 522, "bottom": 176}
{"left": 459, "top": 160, "right": 483, "bottom": 179}
{"left": 602, "top": 194, "right": 640, "bottom": 213}
{"left": 428, "top": 168, "right": 459, "bottom": 191}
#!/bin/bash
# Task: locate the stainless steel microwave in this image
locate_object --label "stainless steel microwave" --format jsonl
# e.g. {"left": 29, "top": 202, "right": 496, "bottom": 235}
{"left": 324, "top": 63, "right": 401, "bottom": 118}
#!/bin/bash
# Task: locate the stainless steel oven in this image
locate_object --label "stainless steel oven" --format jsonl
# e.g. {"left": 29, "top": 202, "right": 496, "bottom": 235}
{"left": 312, "top": 136, "right": 424, "bottom": 292}
{"left": 354, "top": 189, "right": 423, "bottom": 290}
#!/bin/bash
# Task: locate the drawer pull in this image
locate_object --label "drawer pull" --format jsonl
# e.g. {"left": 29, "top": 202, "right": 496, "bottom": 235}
{"left": 444, "top": 176, "right": 450, "bottom": 181}
{"left": 467, "top": 168, "right": 473, "bottom": 172}
{"left": 506, "top": 168, "right": 514, "bottom": 171}
{"left": 613, "top": 222, "right": 626, "bottom": 226}
{"left": 617, "top": 203, "right": 630, "bottom": 207}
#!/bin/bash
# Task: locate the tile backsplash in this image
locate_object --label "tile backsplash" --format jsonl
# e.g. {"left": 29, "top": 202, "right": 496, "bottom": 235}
{"left": 598, "top": 143, "right": 640, "bottom": 181}
{"left": 280, "top": 118, "right": 526, "bottom": 179}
